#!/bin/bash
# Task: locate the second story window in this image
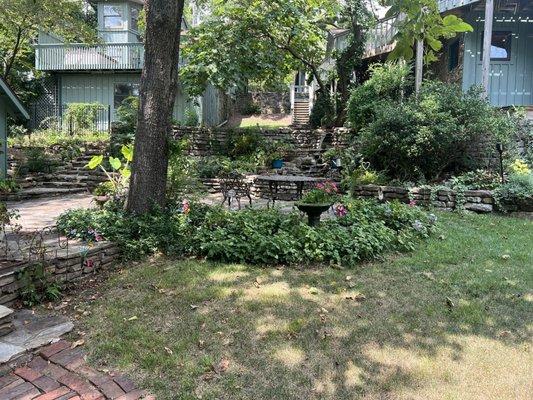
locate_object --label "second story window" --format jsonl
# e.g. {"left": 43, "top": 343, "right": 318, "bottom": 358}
{"left": 104, "top": 5, "right": 125, "bottom": 30}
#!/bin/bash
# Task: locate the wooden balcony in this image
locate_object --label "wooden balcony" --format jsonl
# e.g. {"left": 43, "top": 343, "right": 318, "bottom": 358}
{"left": 35, "top": 43, "right": 144, "bottom": 71}
{"left": 364, "top": 18, "right": 397, "bottom": 58}
{"left": 364, "top": 0, "right": 481, "bottom": 58}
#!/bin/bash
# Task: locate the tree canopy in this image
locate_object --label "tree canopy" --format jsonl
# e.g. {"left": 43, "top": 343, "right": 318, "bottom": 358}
{"left": 180, "top": 0, "right": 341, "bottom": 96}
{"left": 382, "top": 0, "right": 472, "bottom": 64}
{"left": 0, "top": 0, "right": 94, "bottom": 101}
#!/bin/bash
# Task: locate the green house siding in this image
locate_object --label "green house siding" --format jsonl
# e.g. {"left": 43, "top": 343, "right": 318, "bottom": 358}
{"left": 462, "top": 14, "right": 533, "bottom": 107}
{"left": 59, "top": 73, "right": 194, "bottom": 123}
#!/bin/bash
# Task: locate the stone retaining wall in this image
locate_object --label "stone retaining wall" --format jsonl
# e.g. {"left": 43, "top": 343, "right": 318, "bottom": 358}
{"left": 203, "top": 177, "right": 533, "bottom": 214}
{"left": 352, "top": 185, "right": 496, "bottom": 213}
{"left": 172, "top": 127, "right": 352, "bottom": 157}
{"left": 0, "top": 242, "right": 120, "bottom": 307}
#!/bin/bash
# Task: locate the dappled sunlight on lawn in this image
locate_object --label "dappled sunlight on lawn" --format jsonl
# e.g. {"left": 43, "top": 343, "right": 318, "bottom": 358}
{"left": 74, "top": 212, "right": 532, "bottom": 399}
{"left": 362, "top": 335, "right": 532, "bottom": 399}
{"left": 273, "top": 345, "right": 306, "bottom": 369}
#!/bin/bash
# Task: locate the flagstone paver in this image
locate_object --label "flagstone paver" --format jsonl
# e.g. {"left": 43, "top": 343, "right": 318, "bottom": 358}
{"left": 1, "top": 340, "right": 152, "bottom": 400}
{"left": 6, "top": 194, "right": 94, "bottom": 231}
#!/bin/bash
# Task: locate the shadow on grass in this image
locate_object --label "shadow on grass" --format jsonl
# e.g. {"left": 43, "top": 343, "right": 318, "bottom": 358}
{"left": 79, "top": 212, "right": 532, "bottom": 399}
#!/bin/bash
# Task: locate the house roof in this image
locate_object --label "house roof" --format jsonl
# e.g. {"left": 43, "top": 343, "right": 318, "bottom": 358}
{"left": 0, "top": 78, "right": 30, "bottom": 120}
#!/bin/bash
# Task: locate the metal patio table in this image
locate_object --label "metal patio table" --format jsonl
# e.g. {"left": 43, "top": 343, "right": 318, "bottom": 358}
{"left": 255, "top": 175, "right": 327, "bottom": 206}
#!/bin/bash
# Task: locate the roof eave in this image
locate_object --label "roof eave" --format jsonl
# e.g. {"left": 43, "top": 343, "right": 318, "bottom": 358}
{"left": 0, "top": 79, "right": 30, "bottom": 120}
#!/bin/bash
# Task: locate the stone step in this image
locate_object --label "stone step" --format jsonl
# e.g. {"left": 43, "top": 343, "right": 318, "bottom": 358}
{"left": 0, "top": 305, "right": 15, "bottom": 337}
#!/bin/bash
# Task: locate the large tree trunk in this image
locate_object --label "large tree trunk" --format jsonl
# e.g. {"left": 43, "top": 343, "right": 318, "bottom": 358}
{"left": 126, "top": 0, "right": 185, "bottom": 214}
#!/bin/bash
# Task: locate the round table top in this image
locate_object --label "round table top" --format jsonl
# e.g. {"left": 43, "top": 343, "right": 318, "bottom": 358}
{"left": 255, "top": 175, "right": 327, "bottom": 183}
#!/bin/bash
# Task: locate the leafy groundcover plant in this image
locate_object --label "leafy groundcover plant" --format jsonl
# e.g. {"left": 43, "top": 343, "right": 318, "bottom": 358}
{"left": 57, "top": 198, "right": 436, "bottom": 266}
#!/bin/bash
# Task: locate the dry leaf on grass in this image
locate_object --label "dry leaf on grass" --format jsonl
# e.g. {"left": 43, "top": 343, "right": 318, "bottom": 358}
{"left": 215, "top": 358, "right": 230, "bottom": 374}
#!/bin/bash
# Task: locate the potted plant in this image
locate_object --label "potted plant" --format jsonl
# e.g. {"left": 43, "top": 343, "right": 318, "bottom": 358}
{"left": 92, "top": 181, "right": 116, "bottom": 208}
{"left": 322, "top": 147, "right": 346, "bottom": 171}
{"left": 296, "top": 181, "right": 339, "bottom": 226}
{"left": 267, "top": 141, "right": 293, "bottom": 169}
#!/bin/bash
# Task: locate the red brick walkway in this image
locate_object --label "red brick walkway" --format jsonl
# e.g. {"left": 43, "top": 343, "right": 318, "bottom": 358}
{"left": 0, "top": 340, "right": 153, "bottom": 400}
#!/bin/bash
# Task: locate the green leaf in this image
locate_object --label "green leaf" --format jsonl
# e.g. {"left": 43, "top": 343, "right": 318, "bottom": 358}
{"left": 87, "top": 155, "right": 103, "bottom": 170}
{"left": 121, "top": 145, "right": 134, "bottom": 162}
{"left": 426, "top": 37, "right": 442, "bottom": 52}
{"left": 442, "top": 15, "right": 473, "bottom": 32}
{"left": 120, "top": 168, "right": 131, "bottom": 179}
{"left": 109, "top": 157, "right": 122, "bottom": 171}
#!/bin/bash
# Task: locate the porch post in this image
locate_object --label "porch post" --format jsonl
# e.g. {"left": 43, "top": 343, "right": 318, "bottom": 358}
{"left": 482, "top": 0, "right": 494, "bottom": 98}
{"left": 415, "top": 39, "right": 424, "bottom": 96}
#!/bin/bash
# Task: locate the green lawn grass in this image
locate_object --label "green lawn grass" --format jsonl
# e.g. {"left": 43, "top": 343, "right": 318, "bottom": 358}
{"left": 77, "top": 212, "right": 532, "bottom": 399}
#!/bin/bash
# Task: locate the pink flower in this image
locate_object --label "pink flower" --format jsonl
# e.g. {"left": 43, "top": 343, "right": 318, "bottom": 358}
{"left": 182, "top": 199, "right": 190, "bottom": 215}
{"left": 409, "top": 200, "right": 417, "bottom": 207}
{"left": 334, "top": 204, "right": 347, "bottom": 217}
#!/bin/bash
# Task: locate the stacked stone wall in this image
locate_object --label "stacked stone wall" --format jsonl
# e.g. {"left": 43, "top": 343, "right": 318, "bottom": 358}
{"left": 0, "top": 242, "right": 120, "bottom": 307}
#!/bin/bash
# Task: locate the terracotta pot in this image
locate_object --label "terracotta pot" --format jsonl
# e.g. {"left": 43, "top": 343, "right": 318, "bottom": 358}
{"left": 94, "top": 195, "right": 110, "bottom": 208}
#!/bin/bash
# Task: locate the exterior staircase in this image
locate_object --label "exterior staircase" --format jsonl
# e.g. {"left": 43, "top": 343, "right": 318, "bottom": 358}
{"left": 3, "top": 146, "right": 108, "bottom": 201}
{"left": 292, "top": 100, "right": 310, "bottom": 126}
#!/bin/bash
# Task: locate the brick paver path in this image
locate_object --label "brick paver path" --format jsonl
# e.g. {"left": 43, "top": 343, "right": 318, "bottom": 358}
{"left": 0, "top": 340, "right": 153, "bottom": 400}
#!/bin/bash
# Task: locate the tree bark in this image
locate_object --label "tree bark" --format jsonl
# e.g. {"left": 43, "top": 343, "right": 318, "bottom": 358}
{"left": 415, "top": 38, "right": 424, "bottom": 96}
{"left": 3, "top": 26, "right": 24, "bottom": 81}
{"left": 126, "top": 0, "right": 185, "bottom": 214}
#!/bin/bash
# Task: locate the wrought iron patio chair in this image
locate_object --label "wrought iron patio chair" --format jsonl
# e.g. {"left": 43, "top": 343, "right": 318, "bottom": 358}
{"left": 219, "top": 172, "right": 253, "bottom": 210}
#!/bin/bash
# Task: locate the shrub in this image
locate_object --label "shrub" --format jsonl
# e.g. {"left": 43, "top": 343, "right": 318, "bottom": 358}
{"left": 93, "top": 181, "right": 116, "bottom": 197}
{"left": 184, "top": 108, "right": 200, "bottom": 127}
{"left": 196, "top": 155, "right": 231, "bottom": 179}
{"left": 22, "top": 147, "right": 57, "bottom": 174}
{"left": 347, "top": 63, "right": 411, "bottom": 130}
{"left": 508, "top": 159, "right": 531, "bottom": 175}
{"left": 224, "top": 129, "right": 265, "bottom": 158}
{"left": 344, "top": 166, "right": 387, "bottom": 190}
{"left": 17, "top": 264, "right": 62, "bottom": 307}
{"left": 493, "top": 173, "right": 533, "bottom": 211}
{"left": 359, "top": 82, "right": 517, "bottom": 181}
{"left": 309, "top": 91, "right": 335, "bottom": 128}
{"left": 64, "top": 103, "right": 105, "bottom": 131}
{"left": 57, "top": 199, "right": 435, "bottom": 265}
{"left": 448, "top": 169, "right": 501, "bottom": 190}
{"left": 241, "top": 101, "right": 261, "bottom": 116}
{"left": 110, "top": 96, "right": 139, "bottom": 155}
{"left": 167, "top": 140, "right": 205, "bottom": 199}
{"left": 0, "top": 179, "right": 20, "bottom": 194}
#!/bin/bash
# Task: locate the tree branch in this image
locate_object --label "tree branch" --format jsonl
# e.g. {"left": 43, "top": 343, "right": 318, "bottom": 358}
{"left": 3, "top": 26, "right": 24, "bottom": 81}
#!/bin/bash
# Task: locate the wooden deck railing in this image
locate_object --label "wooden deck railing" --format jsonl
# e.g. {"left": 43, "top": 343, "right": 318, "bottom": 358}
{"left": 35, "top": 43, "right": 145, "bottom": 71}
{"left": 364, "top": 17, "right": 398, "bottom": 58}
{"left": 364, "top": 0, "right": 480, "bottom": 58}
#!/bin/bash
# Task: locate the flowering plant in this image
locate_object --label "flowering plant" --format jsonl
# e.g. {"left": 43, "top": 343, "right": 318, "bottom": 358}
{"left": 334, "top": 204, "right": 347, "bottom": 217}
{"left": 509, "top": 159, "right": 531, "bottom": 176}
{"left": 300, "top": 181, "right": 339, "bottom": 204}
